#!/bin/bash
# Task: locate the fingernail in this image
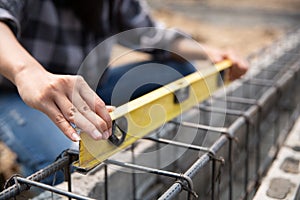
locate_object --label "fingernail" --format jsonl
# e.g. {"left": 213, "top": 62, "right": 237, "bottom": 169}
{"left": 92, "top": 130, "right": 102, "bottom": 140}
{"left": 104, "top": 131, "right": 110, "bottom": 139}
{"left": 109, "top": 128, "right": 112, "bottom": 136}
{"left": 72, "top": 133, "right": 81, "bottom": 141}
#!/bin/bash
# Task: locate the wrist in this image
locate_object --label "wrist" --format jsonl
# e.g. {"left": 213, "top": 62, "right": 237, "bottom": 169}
{"left": 14, "top": 60, "right": 48, "bottom": 89}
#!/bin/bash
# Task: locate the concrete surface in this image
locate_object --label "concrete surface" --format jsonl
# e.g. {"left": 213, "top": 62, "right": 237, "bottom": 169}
{"left": 253, "top": 117, "right": 300, "bottom": 200}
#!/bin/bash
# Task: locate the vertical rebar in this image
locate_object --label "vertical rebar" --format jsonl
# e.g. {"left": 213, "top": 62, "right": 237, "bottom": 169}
{"left": 131, "top": 144, "right": 136, "bottom": 200}
{"left": 274, "top": 108, "right": 280, "bottom": 148}
{"left": 228, "top": 139, "right": 233, "bottom": 200}
{"left": 104, "top": 165, "right": 108, "bottom": 200}
{"left": 255, "top": 109, "right": 261, "bottom": 191}
{"left": 211, "top": 159, "right": 216, "bottom": 200}
{"left": 156, "top": 130, "right": 162, "bottom": 199}
{"left": 244, "top": 121, "right": 250, "bottom": 200}
{"left": 64, "top": 163, "right": 72, "bottom": 200}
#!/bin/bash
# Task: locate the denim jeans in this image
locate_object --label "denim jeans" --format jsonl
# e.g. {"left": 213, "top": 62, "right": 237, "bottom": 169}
{"left": 98, "top": 60, "right": 196, "bottom": 106}
{"left": 0, "top": 60, "right": 196, "bottom": 183}
{"left": 0, "top": 93, "right": 76, "bottom": 184}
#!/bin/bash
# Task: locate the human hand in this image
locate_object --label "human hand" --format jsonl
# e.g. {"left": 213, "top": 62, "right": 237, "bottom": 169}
{"left": 15, "top": 68, "right": 112, "bottom": 142}
{"left": 205, "top": 46, "right": 249, "bottom": 81}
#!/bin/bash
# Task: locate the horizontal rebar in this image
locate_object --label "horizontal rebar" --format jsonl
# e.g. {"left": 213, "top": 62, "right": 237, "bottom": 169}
{"left": 214, "top": 96, "right": 257, "bottom": 105}
{"left": 16, "top": 177, "right": 92, "bottom": 200}
{"left": 0, "top": 150, "right": 78, "bottom": 200}
{"left": 169, "top": 121, "right": 228, "bottom": 134}
{"left": 105, "top": 159, "right": 197, "bottom": 199}
{"left": 144, "top": 136, "right": 211, "bottom": 152}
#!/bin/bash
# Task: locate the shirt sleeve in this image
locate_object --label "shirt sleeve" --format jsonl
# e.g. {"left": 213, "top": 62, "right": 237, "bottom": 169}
{"left": 116, "top": 0, "right": 186, "bottom": 59}
{"left": 0, "top": 0, "right": 26, "bottom": 37}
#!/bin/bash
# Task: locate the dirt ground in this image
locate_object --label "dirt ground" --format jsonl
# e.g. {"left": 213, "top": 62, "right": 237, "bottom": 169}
{"left": 151, "top": 10, "right": 281, "bottom": 56}
{"left": 1, "top": 0, "right": 300, "bottom": 193}
{"left": 149, "top": 0, "right": 300, "bottom": 53}
{"left": 111, "top": 0, "right": 300, "bottom": 65}
{"left": 0, "top": 142, "right": 19, "bottom": 190}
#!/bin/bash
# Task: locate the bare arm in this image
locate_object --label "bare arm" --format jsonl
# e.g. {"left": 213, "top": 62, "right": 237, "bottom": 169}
{"left": 0, "top": 22, "right": 112, "bottom": 141}
{"left": 170, "top": 38, "right": 249, "bottom": 80}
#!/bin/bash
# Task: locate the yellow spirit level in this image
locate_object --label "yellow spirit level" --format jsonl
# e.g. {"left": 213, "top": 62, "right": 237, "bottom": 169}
{"left": 74, "top": 60, "right": 232, "bottom": 172}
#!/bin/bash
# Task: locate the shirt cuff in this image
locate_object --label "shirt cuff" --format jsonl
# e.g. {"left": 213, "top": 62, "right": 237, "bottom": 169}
{"left": 0, "top": 8, "right": 20, "bottom": 37}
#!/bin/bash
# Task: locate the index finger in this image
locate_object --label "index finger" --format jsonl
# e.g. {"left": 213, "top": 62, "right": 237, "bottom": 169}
{"left": 79, "top": 85, "right": 112, "bottom": 135}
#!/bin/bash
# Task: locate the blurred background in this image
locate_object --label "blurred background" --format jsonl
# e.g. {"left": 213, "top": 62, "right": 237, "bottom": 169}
{"left": 110, "top": 0, "right": 300, "bottom": 65}
{"left": 147, "top": 0, "right": 300, "bottom": 56}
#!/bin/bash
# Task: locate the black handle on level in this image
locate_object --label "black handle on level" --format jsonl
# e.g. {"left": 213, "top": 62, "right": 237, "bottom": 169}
{"left": 108, "top": 119, "right": 127, "bottom": 146}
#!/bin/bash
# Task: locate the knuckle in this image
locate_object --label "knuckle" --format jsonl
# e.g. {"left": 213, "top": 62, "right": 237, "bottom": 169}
{"left": 77, "top": 123, "right": 95, "bottom": 135}
{"left": 54, "top": 113, "right": 77, "bottom": 137}
{"left": 54, "top": 113, "right": 67, "bottom": 125}
{"left": 34, "top": 92, "right": 48, "bottom": 104}
{"left": 101, "top": 112, "right": 112, "bottom": 128}
{"left": 50, "top": 75, "right": 76, "bottom": 90}
{"left": 66, "top": 107, "right": 77, "bottom": 122}
{"left": 29, "top": 92, "right": 50, "bottom": 109}
{"left": 75, "top": 75, "right": 84, "bottom": 81}
{"left": 81, "top": 105, "right": 90, "bottom": 112}
{"left": 74, "top": 75, "right": 85, "bottom": 85}
{"left": 102, "top": 115, "right": 112, "bottom": 127}
{"left": 48, "top": 77, "right": 65, "bottom": 90}
{"left": 74, "top": 75, "right": 88, "bottom": 89}
{"left": 96, "top": 98, "right": 106, "bottom": 108}
{"left": 98, "top": 118, "right": 108, "bottom": 131}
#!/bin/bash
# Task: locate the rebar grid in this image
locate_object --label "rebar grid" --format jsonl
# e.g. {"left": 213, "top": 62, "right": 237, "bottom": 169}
{"left": 159, "top": 29, "right": 300, "bottom": 200}
{"left": 0, "top": 29, "right": 300, "bottom": 200}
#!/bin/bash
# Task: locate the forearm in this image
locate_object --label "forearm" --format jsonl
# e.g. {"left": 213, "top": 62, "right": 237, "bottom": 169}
{"left": 0, "top": 21, "right": 46, "bottom": 86}
{"left": 0, "top": 21, "right": 112, "bottom": 142}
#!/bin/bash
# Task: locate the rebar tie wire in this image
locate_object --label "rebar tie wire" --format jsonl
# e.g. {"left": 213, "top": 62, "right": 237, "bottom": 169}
{"left": 0, "top": 149, "right": 86, "bottom": 200}
{"left": 3, "top": 174, "right": 26, "bottom": 200}
{"left": 174, "top": 174, "right": 198, "bottom": 199}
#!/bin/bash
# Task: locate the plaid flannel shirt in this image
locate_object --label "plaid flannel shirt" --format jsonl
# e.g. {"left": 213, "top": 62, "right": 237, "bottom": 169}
{"left": 0, "top": 0, "right": 183, "bottom": 89}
